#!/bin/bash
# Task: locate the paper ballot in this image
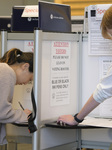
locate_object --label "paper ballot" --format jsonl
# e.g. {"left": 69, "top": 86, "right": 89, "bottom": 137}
{"left": 81, "top": 116, "right": 112, "bottom": 128}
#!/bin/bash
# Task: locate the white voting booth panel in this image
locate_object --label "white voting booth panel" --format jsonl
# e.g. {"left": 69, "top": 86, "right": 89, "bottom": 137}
{"left": 33, "top": 30, "right": 81, "bottom": 150}
{"left": 40, "top": 37, "right": 79, "bottom": 121}
{"left": 81, "top": 36, "right": 100, "bottom": 116}
{"left": 84, "top": 4, "right": 112, "bottom": 118}
{"left": 81, "top": 35, "right": 112, "bottom": 145}
{"left": 1, "top": 31, "right": 81, "bottom": 150}
{"left": 78, "top": 4, "right": 112, "bottom": 149}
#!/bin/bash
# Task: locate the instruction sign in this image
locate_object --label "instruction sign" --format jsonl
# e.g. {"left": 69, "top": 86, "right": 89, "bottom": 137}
{"left": 50, "top": 41, "right": 71, "bottom": 106}
{"left": 24, "top": 41, "right": 34, "bottom": 52}
{"left": 88, "top": 4, "right": 112, "bottom": 55}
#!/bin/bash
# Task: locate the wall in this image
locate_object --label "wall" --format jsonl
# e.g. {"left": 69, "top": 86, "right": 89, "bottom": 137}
{"left": 55, "top": 0, "right": 112, "bottom": 16}
{"left": 0, "top": 0, "right": 54, "bottom": 16}
{"left": 0, "top": 0, "right": 25, "bottom": 16}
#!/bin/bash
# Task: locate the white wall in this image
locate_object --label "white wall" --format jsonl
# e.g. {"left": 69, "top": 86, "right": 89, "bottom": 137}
{"left": 0, "top": 0, "right": 54, "bottom": 16}
{"left": 0, "top": 0, "right": 38, "bottom": 16}
{"left": 24, "top": 0, "right": 38, "bottom": 5}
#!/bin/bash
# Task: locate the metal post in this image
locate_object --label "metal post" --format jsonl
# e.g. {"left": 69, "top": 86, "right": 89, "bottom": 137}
{"left": 76, "top": 33, "right": 83, "bottom": 150}
{"left": 33, "top": 29, "right": 42, "bottom": 150}
{"left": 78, "top": 33, "right": 83, "bottom": 112}
{"left": 1, "top": 30, "right": 7, "bottom": 57}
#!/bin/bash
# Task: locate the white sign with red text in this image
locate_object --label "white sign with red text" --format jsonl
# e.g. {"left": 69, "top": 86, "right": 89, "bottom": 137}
{"left": 22, "top": 5, "right": 38, "bottom": 17}
{"left": 96, "top": 4, "right": 112, "bottom": 20}
{"left": 24, "top": 41, "right": 34, "bottom": 52}
{"left": 50, "top": 41, "right": 71, "bottom": 106}
{"left": 88, "top": 4, "right": 112, "bottom": 55}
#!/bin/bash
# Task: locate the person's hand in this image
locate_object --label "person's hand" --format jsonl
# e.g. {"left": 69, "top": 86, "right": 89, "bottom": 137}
{"left": 24, "top": 109, "right": 32, "bottom": 117}
{"left": 57, "top": 115, "right": 79, "bottom": 126}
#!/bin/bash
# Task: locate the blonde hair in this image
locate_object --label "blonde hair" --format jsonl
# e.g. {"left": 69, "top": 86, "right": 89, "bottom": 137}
{"left": 100, "top": 6, "right": 112, "bottom": 39}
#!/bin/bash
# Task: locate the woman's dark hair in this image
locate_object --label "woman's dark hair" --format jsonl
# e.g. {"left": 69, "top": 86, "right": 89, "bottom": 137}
{"left": 0, "top": 48, "right": 33, "bottom": 72}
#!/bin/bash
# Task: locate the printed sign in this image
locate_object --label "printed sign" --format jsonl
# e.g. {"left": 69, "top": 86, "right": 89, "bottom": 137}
{"left": 88, "top": 4, "right": 112, "bottom": 55}
{"left": 24, "top": 41, "right": 34, "bottom": 52}
{"left": 99, "top": 57, "right": 112, "bottom": 118}
{"left": 96, "top": 4, "right": 111, "bottom": 20}
{"left": 50, "top": 41, "right": 71, "bottom": 106}
{"left": 22, "top": 5, "right": 38, "bottom": 17}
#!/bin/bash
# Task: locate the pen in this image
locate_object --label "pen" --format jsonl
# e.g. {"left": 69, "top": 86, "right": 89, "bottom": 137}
{"left": 18, "top": 101, "right": 24, "bottom": 110}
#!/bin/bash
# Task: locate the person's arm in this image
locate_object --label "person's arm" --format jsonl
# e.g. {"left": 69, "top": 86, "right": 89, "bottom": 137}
{"left": 57, "top": 94, "right": 100, "bottom": 125}
{"left": 75, "top": 94, "right": 99, "bottom": 121}
{"left": 58, "top": 66, "right": 112, "bottom": 125}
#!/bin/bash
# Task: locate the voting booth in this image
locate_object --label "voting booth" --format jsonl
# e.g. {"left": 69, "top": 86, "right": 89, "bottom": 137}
{"left": 1, "top": 30, "right": 82, "bottom": 150}
{"left": 80, "top": 4, "right": 112, "bottom": 149}
{"left": 0, "top": 16, "right": 11, "bottom": 31}
{"left": 11, "top": 6, "right": 38, "bottom": 32}
{"left": 11, "top": 1, "right": 71, "bottom": 33}
{"left": 1, "top": 2, "right": 81, "bottom": 150}
{"left": 1, "top": 2, "right": 112, "bottom": 150}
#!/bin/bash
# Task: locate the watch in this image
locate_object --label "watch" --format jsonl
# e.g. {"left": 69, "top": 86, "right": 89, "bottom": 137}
{"left": 74, "top": 113, "right": 84, "bottom": 123}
